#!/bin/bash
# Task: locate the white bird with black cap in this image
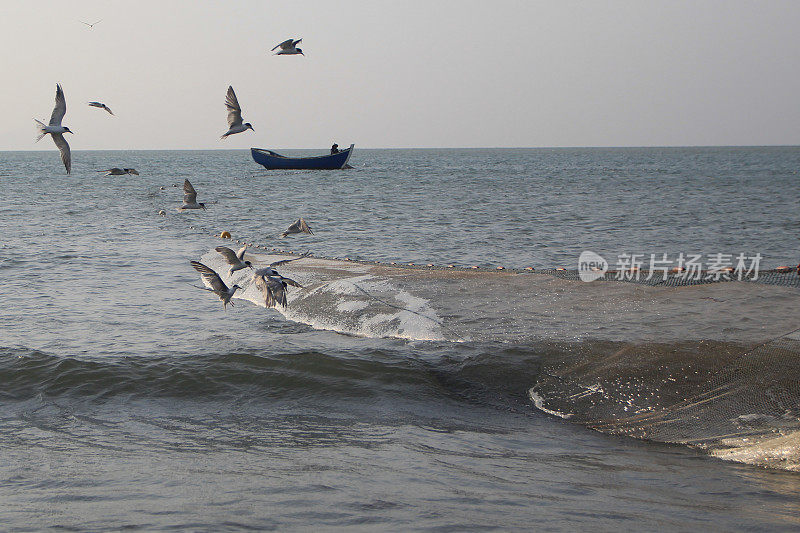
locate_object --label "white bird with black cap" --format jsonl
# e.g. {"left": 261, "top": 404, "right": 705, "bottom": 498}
{"left": 220, "top": 86, "right": 254, "bottom": 139}
{"left": 190, "top": 261, "right": 242, "bottom": 310}
{"left": 215, "top": 245, "right": 254, "bottom": 276}
{"left": 271, "top": 38, "right": 304, "bottom": 55}
{"left": 180, "top": 179, "right": 206, "bottom": 210}
{"left": 88, "top": 101, "right": 114, "bottom": 115}
{"left": 35, "top": 84, "right": 73, "bottom": 174}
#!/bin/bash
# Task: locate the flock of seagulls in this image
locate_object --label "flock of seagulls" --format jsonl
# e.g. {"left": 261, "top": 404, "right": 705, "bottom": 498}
{"left": 191, "top": 244, "right": 307, "bottom": 310}
{"left": 36, "top": 35, "right": 303, "bottom": 174}
{"left": 175, "top": 178, "right": 314, "bottom": 310}
{"left": 41, "top": 26, "right": 311, "bottom": 312}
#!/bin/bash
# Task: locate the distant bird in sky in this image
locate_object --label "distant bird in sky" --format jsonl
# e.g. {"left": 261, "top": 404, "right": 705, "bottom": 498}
{"left": 215, "top": 245, "right": 254, "bottom": 275}
{"left": 35, "top": 84, "right": 72, "bottom": 174}
{"left": 98, "top": 168, "right": 138, "bottom": 176}
{"left": 272, "top": 38, "right": 303, "bottom": 55}
{"left": 281, "top": 218, "right": 313, "bottom": 237}
{"left": 88, "top": 101, "right": 114, "bottom": 115}
{"left": 180, "top": 179, "right": 206, "bottom": 210}
{"left": 220, "top": 86, "right": 254, "bottom": 139}
{"left": 190, "top": 261, "right": 241, "bottom": 310}
{"left": 80, "top": 19, "right": 102, "bottom": 28}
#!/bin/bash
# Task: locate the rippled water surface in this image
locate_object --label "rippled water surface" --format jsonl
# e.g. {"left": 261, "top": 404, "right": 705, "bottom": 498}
{"left": 1, "top": 147, "right": 799, "bottom": 531}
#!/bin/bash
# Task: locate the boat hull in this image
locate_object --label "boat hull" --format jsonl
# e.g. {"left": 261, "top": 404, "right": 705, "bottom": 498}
{"left": 251, "top": 144, "right": 354, "bottom": 170}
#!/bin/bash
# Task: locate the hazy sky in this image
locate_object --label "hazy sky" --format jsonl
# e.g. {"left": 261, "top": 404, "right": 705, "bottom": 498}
{"left": 1, "top": 0, "right": 798, "bottom": 150}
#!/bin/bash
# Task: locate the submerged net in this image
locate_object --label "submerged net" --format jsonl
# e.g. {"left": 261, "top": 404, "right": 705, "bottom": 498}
{"left": 179, "top": 201, "right": 800, "bottom": 469}
{"left": 530, "top": 268, "right": 800, "bottom": 470}
{"left": 531, "top": 329, "right": 800, "bottom": 470}
{"left": 541, "top": 268, "right": 800, "bottom": 288}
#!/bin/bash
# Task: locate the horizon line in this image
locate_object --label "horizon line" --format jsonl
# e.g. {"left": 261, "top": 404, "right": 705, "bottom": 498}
{"left": 3, "top": 143, "right": 800, "bottom": 152}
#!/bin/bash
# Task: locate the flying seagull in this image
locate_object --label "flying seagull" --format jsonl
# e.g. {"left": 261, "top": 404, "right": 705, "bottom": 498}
{"left": 272, "top": 38, "right": 303, "bottom": 55}
{"left": 80, "top": 19, "right": 102, "bottom": 28}
{"left": 255, "top": 275, "right": 290, "bottom": 308}
{"left": 215, "top": 245, "right": 254, "bottom": 275}
{"left": 88, "top": 101, "right": 114, "bottom": 115}
{"left": 252, "top": 253, "right": 307, "bottom": 308}
{"left": 281, "top": 218, "right": 313, "bottom": 237}
{"left": 252, "top": 252, "right": 310, "bottom": 279}
{"left": 35, "top": 84, "right": 73, "bottom": 174}
{"left": 97, "top": 168, "right": 138, "bottom": 176}
{"left": 190, "top": 261, "right": 241, "bottom": 310}
{"left": 180, "top": 179, "right": 205, "bottom": 210}
{"left": 220, "top": 86, "right": 254, "bottom": 139}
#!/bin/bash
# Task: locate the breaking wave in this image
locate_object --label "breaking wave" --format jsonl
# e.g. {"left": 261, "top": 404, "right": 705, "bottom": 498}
{"left": 188, "top": 249, "right": 800, "bottom": 471}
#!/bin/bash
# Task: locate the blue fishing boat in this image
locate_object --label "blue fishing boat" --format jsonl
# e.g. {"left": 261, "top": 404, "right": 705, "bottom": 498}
{"left": 251, "top": 144, "right": 354, "bottom": 170}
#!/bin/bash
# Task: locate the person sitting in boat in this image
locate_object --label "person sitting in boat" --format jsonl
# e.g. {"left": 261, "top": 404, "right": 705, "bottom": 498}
{"left": 330, "top": 143, "right": 339, "bottom": 154}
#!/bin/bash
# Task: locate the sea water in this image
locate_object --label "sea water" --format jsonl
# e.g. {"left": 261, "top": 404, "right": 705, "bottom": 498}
{"left": 1, "top": 147, "right": 799, "bottom": 530}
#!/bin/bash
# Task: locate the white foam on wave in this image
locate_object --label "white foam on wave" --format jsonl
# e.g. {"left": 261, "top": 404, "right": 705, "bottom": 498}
{"left": 710, "top": 430, "right": 800, "bottom": 471}
{"left": 282, "top": 274, "right": 447, "bottom": 341}
{"left": 198, "top": 250, "right": 446, "bottom": 341}
{"left": 337, "top": 300, "right": 369, "bottom": 313}
{"left": 309, "top": 275, "right": 372, "bottom": 296}
{"left": 528, "top": 388, "right": 573, "bottom": 419}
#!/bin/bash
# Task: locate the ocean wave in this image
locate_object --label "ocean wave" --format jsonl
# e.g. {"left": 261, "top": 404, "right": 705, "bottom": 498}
{"left": 0, "top": 344, "right": 541, "bottom": 408}
{"left": 529, "top": 336, "right": 800, "bottom": 471}
{"left": 4, "top": 333, "right": 800, "bottom": 471}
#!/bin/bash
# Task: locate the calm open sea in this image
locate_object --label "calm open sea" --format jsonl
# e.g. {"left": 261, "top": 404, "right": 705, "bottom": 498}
{"left": 1, "top": 147, "right": 799, "bottom": 531}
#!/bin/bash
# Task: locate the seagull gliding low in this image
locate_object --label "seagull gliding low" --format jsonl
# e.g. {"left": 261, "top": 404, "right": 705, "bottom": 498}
{"left": 190, "top": 261, "right": 241, "bottom": 310}
{"left": 97, "top": 168, "right": 138, "bottom": 176}
{"left": 180, "top": 179, "right": 206, "bottom": 210}
{"left": 281, "top": 218, "right": 313, "bottom": 237}
{"left": 215, "top": 245, "right": 254, "bottom": 275}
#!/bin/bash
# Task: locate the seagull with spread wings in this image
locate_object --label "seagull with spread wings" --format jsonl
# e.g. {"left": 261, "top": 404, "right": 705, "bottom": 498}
{"left": 88, "top": 101, "right": 114, "bottom": 115}
{"left": 35, "top": 84, "right": 73, "bottom": 174}
{"left": 220, "top": 86, "right": 254, "bottom": 139}
{"left": 281, "top": 218, "right": 313, "bottom": 237}
{"left": 271, "top": 38, "right": 304, "bottom": 55}
{"left": 252, "top": 253, "right": 307, "bottom": 308}
{"left": 80, "top": 19, "right": 102, "bottom": 28}
{"left": 255, "top": 275, "right": 290, "bottom": 308}
{"left": 252, "top": 252, "right": 309, "bottom": 280}
{"left": 215, "top": 245, "right": 254, "bottom": 276}
{"left": 190, "top": 261, "right": 242, "bottom": 310}
{"left": 180, "top": 179, "right": 206, "bottom": 210}
{"left": 97, "top": 168, "right": 138, "bottom": 176}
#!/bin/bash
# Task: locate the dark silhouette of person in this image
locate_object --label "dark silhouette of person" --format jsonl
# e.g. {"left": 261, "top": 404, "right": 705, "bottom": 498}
{"left": 330, "top": 143, "right": 339, "bottom": 154}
